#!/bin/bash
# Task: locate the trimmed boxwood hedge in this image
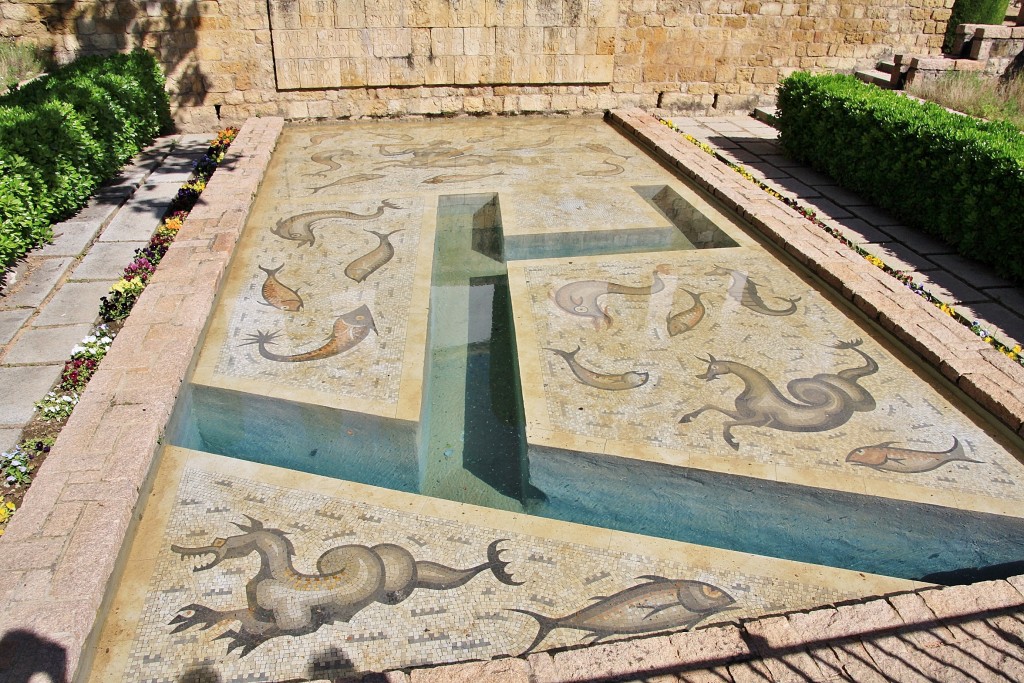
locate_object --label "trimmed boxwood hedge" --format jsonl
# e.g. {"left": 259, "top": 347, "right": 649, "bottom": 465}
{"left": 0, "top": 49, "right": 172, "bottom": 271}
{"left": 776, "top": 72, "right": 1024, "bottom": 283}
{"left": 943, "top": 0, "right": 1009, "bottom": 53}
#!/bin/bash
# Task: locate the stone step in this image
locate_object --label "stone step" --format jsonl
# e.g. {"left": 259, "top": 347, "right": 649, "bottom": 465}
{"left": 753, "top": 105, "right": 778, "bottom": 125}
{"left": 854, "top": 69, "right": 896, "bottom": 88}
{"left": 877, "top": 59, "right": 896, "bottom": 75}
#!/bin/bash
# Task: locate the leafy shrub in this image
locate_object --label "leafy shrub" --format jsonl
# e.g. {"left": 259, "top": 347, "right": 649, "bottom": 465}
{"left": 0, "top": 49, "right": 172, "bottom": 271}
{"left": 776, "top": 72, "right": 1024, "bottom": 283}
{"left": 943, "top": 0, "right": 1010, "bottom": 53}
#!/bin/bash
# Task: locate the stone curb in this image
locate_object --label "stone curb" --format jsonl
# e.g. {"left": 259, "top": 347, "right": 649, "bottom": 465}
{"left": 0, "top": 117, "right": 285, "bottom": 683}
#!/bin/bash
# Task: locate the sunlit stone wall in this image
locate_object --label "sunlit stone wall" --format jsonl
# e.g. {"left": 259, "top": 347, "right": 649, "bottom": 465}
{"left": 3, "top": 0, "right": 954, "bottom": 131}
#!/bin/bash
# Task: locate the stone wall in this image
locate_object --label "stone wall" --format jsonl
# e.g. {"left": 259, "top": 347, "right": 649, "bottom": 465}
{"left": 2, "top": 0, "right": 954, "bottom": 132}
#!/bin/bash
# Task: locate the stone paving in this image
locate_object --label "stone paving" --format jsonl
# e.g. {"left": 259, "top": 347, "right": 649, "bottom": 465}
{"left": 0, "top": 133, "right": 213, "bottom": 455}
{"left": 664, "top": 114, "right": 1024, "bottom": 351}
{"left": 1, "top": 112, "right": 1024, "bottom": 683}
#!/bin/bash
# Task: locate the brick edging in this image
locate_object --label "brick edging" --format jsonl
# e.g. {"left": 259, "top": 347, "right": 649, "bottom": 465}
{"left": 392, "top": 578, "right": 1024, "bottom": 682}
{"left": 0, "top": 117, "right": 285, "bottom": 682}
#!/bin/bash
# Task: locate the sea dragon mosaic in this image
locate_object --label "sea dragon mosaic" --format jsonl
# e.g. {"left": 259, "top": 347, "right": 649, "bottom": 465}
{"left": 169, "top": 516, "right": 521, "bottom": 656}
{"left": 679, "top": 339, "right": 878, "bottom": 449}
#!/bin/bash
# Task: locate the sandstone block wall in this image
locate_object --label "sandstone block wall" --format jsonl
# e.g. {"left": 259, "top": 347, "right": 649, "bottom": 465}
{"left": 2, "top": 0, "right": 954, "bottom": 133}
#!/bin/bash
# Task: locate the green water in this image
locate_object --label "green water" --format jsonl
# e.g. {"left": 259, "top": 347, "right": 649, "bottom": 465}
{"left": 174, "top": 185, "right": 1024, "bottom": 583}
{"left": 419, "top": 194, "right": 527, "bottom": 511}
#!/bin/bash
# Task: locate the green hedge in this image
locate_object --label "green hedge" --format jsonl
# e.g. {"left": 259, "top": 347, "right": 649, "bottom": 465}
{"left": 943, "top": 0, "right": 1009, "bottom": 53}
{"left": 0, "top": 49, "right": 172, "bottom": 271}
{"left": 776, "top": 72, "right": 1024, "bottom": 283}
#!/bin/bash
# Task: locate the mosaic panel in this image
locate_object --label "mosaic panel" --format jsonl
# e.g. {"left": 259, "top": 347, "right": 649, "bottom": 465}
{"left": 264, "top": 117, "right": 668, "bottom": 201}
{"left": 203, "top": 193, "right": 422, "bottom": 408}
{"left": 516, "top": 248, "right": 1024, "bottom": 511}
{"left": 93, "top": 449, "right": 912, "bottom": 681}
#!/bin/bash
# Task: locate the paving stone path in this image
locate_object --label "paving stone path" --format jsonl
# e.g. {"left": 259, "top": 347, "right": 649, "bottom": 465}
{"left": 0, "top": 133, "right": 213, "bottom": 454}
{"left": 666, "top": 115, "right": 1024, "bottom": 351}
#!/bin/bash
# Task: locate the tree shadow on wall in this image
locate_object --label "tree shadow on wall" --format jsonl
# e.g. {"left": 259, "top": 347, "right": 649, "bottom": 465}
{"left": 34, "top": 0, "right": 209, "bottom": 117}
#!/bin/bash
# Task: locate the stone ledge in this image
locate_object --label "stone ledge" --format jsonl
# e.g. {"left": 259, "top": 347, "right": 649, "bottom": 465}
{"left": 0, "top": 116, "right": 285, "bottom": 681}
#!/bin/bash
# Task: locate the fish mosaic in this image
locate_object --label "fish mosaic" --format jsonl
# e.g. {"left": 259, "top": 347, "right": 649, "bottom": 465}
{"left": 272, "top": 201, "right": 401, "bottom": 246}
{"left": 168, "top": 516, "right": 521, "bottom": 656}
{"left": 667, "top": 288, "right": 707, "bottom": 336}
{"left": 422, "top": 171, "right": 505, "bottom": 185}
{"left": 241, "top": 305, "right": 377, "bottom": 363}
{"left": 511, "top": 576, "right": 735, "bottom": 654}
{"left": 546, "top": 345, "right": 648, "bottom": 391}
{"left": 577, "top": 159, "right": 625, "bottom": 177}
{"left": 552, "top": 270, "right": 665, "bottom": 328}
{"left": 257, "top": 264, "right": 303, "bottom": 311}
{"left": 708, "top": 265, "right": 801, "bottom": 316}
{"left": 345, "top": 229, "right": 403, "bottom": 283}
{"left": 679, "top": 339, "right": 878, "bottom": 450}
{"left": 846, "top": 437, "right": 981, "bottom": 473}
{"left": 310, "top": 173, "right": 386, "bottom": 194}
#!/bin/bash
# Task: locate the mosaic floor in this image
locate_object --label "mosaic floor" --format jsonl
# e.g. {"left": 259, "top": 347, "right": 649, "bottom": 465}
{"left": 90, "top": 117, "right": 1024, "bottom": 680}
{"left": 89, "top": 447, "right": 918, "bottom": 681}
{"left": 511, "top": 248, "right": 1024, "bottom": 517}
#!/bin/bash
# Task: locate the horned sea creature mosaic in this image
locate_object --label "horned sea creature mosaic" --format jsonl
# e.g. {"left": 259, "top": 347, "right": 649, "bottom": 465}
{"left": 528, "top": 249, "right": 1024, "bottom": 504}
{"left": 111, "top": 463, "right": 881, "bottom": 680}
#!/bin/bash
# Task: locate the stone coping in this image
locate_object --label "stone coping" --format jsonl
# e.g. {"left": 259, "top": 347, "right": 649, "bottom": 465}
{"left": 2, "top": 110, "right": 1023, "bottom": 682}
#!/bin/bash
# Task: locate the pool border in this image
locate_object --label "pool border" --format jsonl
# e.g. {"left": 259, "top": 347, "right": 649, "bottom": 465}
{"left": 1, "top": 110, "right": 1023, "bottom": 681}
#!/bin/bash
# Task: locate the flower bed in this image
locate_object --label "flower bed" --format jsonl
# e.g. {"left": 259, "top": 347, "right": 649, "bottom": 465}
{"left": 0, "top": 126, "right": 238, "bottom": 535}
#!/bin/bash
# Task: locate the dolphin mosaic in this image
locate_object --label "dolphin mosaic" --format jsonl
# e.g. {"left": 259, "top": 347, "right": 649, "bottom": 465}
{"left": 708, "top": 265, "right": 801, "bottom": 316}
{"left": 546, "top": 345, "right": 648, "bottom": 391}
{"left": 257, "top": 264, "right": 303, "bottom": 311}
{"left": 241, "top": 305, "right": 377, "bottom": 363}
{"left": 510, "top": 576, "right": 735, "bottom": 654}
{"left": 168, "top": 516, "right": 521, "bottom": 656}
{"left": 553, "top": 270, "right": 665, "bottom": 328}
{"left": 544, "top": 348, "right": 647, "bottom": 389}
{"left": 581, "top": 142, "right": 631, "bottom": 160}
{"left": 306, "top": 150, "right": 354, "bottom": 176}
{"left": 846, "top": 437, "right": 981, "bottom": 473}
{"left": 422, "top": 171, "right": 505, "bottom": 184}
{"left": 310, "top": 173, "right": 385, "bottom": 194}
{"left": 272, "top": 201, "right": 401, "bottom": 246}
{"left": 577, "top": 159, "right": 625, "bottom": 177}
{"left": 344, "top": 229, "right": 403, "bottom": 283}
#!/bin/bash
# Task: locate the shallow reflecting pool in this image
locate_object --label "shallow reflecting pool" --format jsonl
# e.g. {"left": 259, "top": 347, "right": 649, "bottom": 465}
{"left": 89, "top": 116, "right": 1024, "bottom": 681}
